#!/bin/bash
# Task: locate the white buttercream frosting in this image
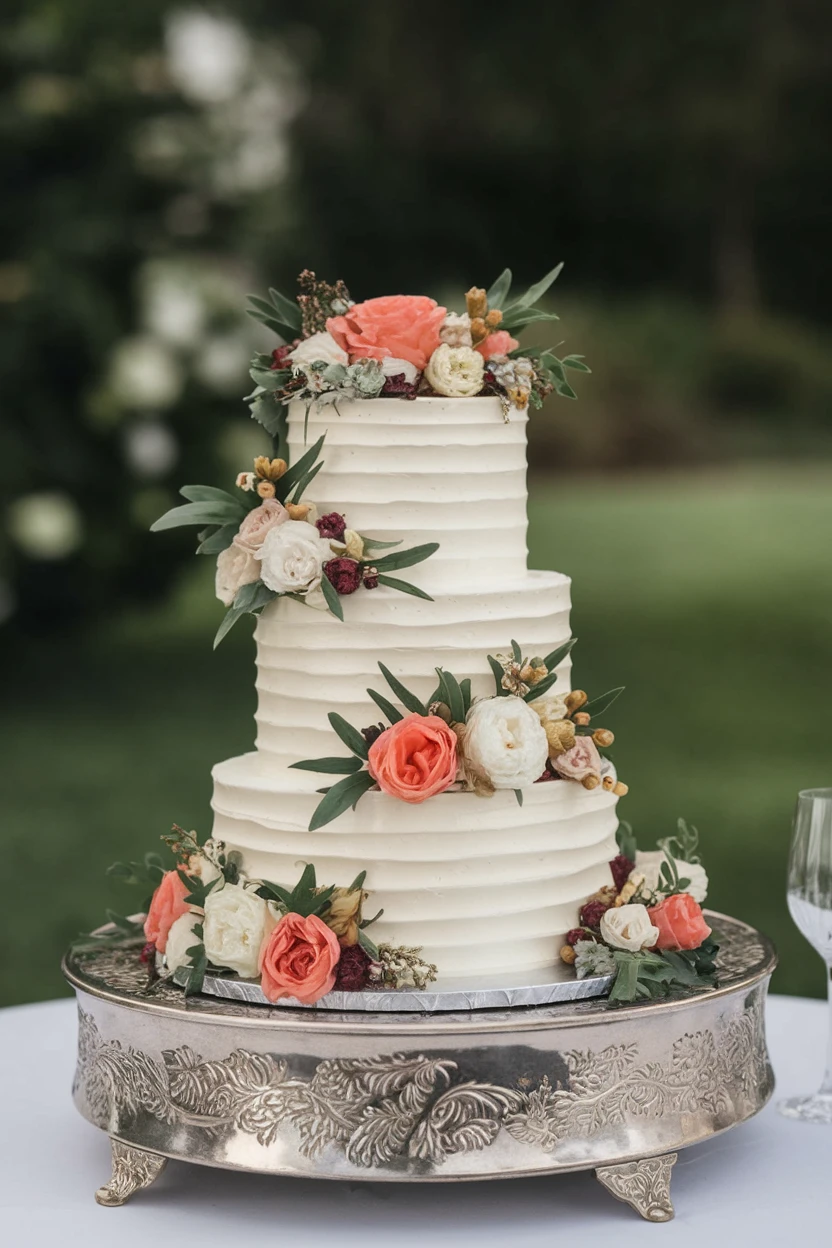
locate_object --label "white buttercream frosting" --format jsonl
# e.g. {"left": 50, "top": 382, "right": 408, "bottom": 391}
{"left": 210, "top": 396, "right": 619, "bottom": 979}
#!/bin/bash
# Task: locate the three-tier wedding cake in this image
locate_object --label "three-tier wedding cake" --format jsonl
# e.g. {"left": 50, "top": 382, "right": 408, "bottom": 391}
{"left": 85, "top": 268, "right": 716, "bottom": 1010}
{"left": 211, "top": 395, "right": 620, "bottom": 979}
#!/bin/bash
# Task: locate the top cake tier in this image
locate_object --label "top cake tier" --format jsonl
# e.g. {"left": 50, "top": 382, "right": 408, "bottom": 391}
{"left": 287, "top": 395, "right": 529, "bottom": 595}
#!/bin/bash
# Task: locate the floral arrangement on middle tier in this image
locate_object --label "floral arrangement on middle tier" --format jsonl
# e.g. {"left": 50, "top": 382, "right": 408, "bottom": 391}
{"left": 293, "top": 638, "right": 628, "bottom": 829}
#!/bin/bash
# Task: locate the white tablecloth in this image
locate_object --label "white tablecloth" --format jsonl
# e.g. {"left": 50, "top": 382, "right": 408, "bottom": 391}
{"left": 0, "top": 995, "right": 829, "bottom": 1244}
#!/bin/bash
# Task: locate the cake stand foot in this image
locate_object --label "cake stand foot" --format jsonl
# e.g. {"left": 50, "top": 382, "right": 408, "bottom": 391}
{"left": 595, "top": 1152, "right": 677, "bottom": 1222}
{"left": 95, "top": 1140, "right": 168, "bottom": 1207}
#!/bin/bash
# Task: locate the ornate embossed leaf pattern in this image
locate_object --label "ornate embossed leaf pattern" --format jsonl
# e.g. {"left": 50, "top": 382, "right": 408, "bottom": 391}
{"left": 408, "top": 1083, "right": 523, "bottom": 1162}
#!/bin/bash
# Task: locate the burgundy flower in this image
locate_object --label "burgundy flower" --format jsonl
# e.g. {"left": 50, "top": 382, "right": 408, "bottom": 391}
{"left": 363, "top": 567, "right": 379, "bottom": 590}
{"left": 579, "top": 898, "right": 611, "bottom": 931}
{"left": 566, "top": 927, "right": 595, "bottom": 947}
{"left": 324, "top": 557, "right": 362, "bottom": 595}
{"left": 609, "top": 853, "right": 635, "bottom": 893}
{"left": 380, "top": 372, "right": 420, "bottom": 399}
{"left": 270, "top": 342, "right": 298, "bottom": 370}
{"left": 316, "top": 512, "right": 347, "bottom": 541}
{"left": 334, "top": 944, "right": 373, "bottom": 992}
{"left": 140, "top": 941, "right": 156, "bottom": 964}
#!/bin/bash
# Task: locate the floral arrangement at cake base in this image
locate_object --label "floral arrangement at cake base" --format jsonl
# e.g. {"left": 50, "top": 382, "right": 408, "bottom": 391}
{"left": 559, "top": 819, "right": 719, "bottom": 1005}
{"left": 150, "top": 433, "right": 438, "bottom": 646}
{"left": 293, "top": 638, "right": 628, "bottom": 828}
{"left": 74, "top": 826, "right": 437, "bottom": 1003}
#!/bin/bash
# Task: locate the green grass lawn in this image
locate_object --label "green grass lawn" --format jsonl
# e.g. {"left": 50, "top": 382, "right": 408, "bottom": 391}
{"left": 3, "top": 464, "right": 831, "bottom": 1007}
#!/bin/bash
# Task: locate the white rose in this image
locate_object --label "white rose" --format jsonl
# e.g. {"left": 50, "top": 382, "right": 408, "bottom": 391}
{"left": 202, "top": 883, "right": 273, "bottom": 979}
{"left": 424, "top": 344, "right": 484, "bottom": 398}
{"left": 635, "top": 851, "right": 709, "bottom": 904}
{"left": 462, "top": 696, "right": 549, "bottom": 790}
{"left": 600, "top": 904, "right": 659, "bottom": 953}
{"left": 215, "top": 544, "right": 259, "bottom": 607}
{"left": 255, "top": 519, "right": 329, "bottom": 598}
{"left": 288, "top": 331, "right": 348, "bottom": 371}
{"left": 381, "top": 357, "right": 419, "bottom": 384}
{"left": 164, "top": 912, "right": 202, "bottom": 974}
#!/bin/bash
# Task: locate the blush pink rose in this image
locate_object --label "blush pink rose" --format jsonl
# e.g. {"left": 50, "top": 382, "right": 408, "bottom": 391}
{"left": 476, "top": 330, "right": 520, "bottom": 360}
{"left": 552, "top": 736, "right": 602, "bottom": 781}
{"left": 327, "top": 295, "right": 446, "bottom": 370}
{"left": 144, "top": 870, "right": 190, "bottom": 954}
{"left": 648, "top": 893, "right": 712, "bottom": 952}
{"left": 233, "top": 498, "right": 289, "bottom": 553}
{"left": 368, "top": 712, "right": 458, "bottom": 803}
{"left": 258, "top": 912, "right": 341, "bottom": 1004}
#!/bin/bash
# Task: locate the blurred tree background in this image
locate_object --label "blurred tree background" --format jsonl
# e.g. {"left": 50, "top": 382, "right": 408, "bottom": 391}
{"left": 2, "top": 0, "right": 831, "bottom": 1006}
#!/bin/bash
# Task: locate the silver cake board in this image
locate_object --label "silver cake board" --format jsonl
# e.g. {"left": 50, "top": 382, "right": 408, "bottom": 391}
{"left": 63, "top": 911, "right": 775, "bottom": 1222}
{"left": 172, "top": 955, "right": 614, "bottom": 1011}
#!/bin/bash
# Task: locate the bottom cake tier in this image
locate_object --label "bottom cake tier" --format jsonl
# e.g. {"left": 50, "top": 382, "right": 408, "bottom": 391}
{"left": 211, "top": 750, "right": 619, "bottom": 979}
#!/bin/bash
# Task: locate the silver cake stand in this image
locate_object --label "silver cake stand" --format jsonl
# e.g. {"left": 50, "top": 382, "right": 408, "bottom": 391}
{"left": 63, "top": 911, "right": 775, "bottom": 1223}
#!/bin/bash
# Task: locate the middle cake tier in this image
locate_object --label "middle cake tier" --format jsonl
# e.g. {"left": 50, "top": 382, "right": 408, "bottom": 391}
{"left": 253, "top": 568, "right": 573, "bottom": 763}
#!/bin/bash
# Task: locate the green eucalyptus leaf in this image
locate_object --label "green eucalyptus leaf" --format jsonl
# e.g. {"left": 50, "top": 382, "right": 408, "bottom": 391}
{"left": 561, "top": 355, "right": 591, "bottom": 373}
{"left": 328, "top": 712, "right": 369, "bottom": 759}
{"left": 487, "top": 654, "right": 510, "bottom": 696}
{"left": 367, "top": 688, "right": 404, "bottom": 723}
{"left": 581, "top": 687, "right": 625, "bottom": 718}
{"left": 507, "top": 262, "right": 563, "bottom": 311}
{"left": 542, "top": 638, "right": 576, "bottom": 671}
{"left": 277, "top": 433, "right": 326, "bottom": 500}
{"left": 267, "top": 286, "right": 302, "bottom": 330}
{"left": 320, "top": 573, "right": 345, "bottom": 621}
{"left": 375, "top": 575, "right": 433, "bottom": 600}
{"left": 378, "top": 662, "right": 428, "bottom": 715}
{"left": 179, "top": 485, "right": 246, "bottom": 511}
{"left": 371, "top": 543, "right": 439, "bottom": 572}
{"left": 309, "top": 770, "right": 376, "bottom": 830}
{"left": 485, "top": 267, "right": 512, "bottom": 309}
{"left": 197, "top": 524, "right": 238, "bottom": 555}
{"left": 290, "top": 756, "right": 364, "bottom": 774}
{"left": 151, "top": 500, "right": 243, "bottom": 532}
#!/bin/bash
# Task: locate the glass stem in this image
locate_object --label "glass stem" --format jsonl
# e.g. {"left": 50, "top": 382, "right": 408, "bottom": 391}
{"left": 821, "top": 963, "right": 832, "bottom": 1097}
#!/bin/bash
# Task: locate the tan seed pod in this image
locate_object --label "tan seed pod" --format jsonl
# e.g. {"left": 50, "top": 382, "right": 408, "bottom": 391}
{"left": 428, "top": 700, "right": 452, "bottom": 723}
{"left": 545, "top": 719, "right": 576, "bottom": 757}
{"left": 469, "top": 316, "right": 488, "bottom": 345}
{"left": 286, "top": 502, "right": 311, "bottom": 520}
{"left": 614, "top": 876, "right": 641, "bottom": 907}
{"left": 484, "top": 307, "right": 503, "bottom": 329}
{"left": 613, "top": 781, "right": 629, "bottom": 797}
{"left": 602, "top": 775, "right": 615, "bottom": 791}
{"left": 465, "top": 286, "right": 488, "bottom": 320}
{"left": 565, "top": 690, "right": 588, "bottom": 713}
{"left": 582, "top": 773, "right": 601, "bottom": 790}
{"left": 559, "top": 944, "right": 577, "bottom": 965}
{"left": 593, "top": 728, "right": 615, "bottom": 747}
{"left": 573, "top": 711, "right": 591, "bottom": 726}
{"left": 256, "top": 480, "right": 276, "bottom": 498}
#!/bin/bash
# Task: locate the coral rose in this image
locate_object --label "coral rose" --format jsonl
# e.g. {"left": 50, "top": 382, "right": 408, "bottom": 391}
{"left": 258, "top": 912, "right": 341, "bottom": 1004}
{"left": 476, "top": 330, "right": 519, "bottom": 360}
{"left": 368, "top": 713, "right": 458, "bottom": 803}
{"left": 327, "top": 295, "right": 447, "bottom": 370}
{"left": 648, "top": 893, "right": 712, "bottom": 952}
{"left": 144, "top": 870, "right": 190, "bottom": 954}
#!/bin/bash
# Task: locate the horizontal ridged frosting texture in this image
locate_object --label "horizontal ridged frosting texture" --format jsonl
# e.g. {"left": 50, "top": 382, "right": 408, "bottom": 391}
{"left": 210, "top": 396, "right": 618, "bottom": 978}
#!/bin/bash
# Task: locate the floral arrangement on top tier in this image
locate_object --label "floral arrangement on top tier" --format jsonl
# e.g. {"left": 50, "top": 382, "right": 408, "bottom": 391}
{"left": 150, "top": 433, "right": 438, "bottom": 646}
{"left": 292, "top": 638, "right": 628, "bottom": 829}
{"left": 75, "top": 826, "right": 437, "bottom": 1005}
{"left": 246, "top": 266, "right": 588, "bottom": 443}
{"left": 560, "top": 818, "right": 719, "bottom": 1005}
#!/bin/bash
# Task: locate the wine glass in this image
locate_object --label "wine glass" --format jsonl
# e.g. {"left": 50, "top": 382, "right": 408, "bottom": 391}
{"left": 779, "top": 787, "right": 832, "bottom": 1123}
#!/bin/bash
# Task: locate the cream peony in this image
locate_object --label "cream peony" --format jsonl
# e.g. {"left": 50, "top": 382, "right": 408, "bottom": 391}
{"left": 164, "top": 912, "right": 202, "bottom": 974}
{"left": 215, "top": 544, "right": 260, "bottom": 607}
{"left": 202, "top": 883, "right": 274, "bottom": 979}
{"left": 289, "top": 331, "right": 348, "bottom": 372}
{"left": 600, "top": 904, "right": 660, "bottom": 952}
{"left": 381, "top": 356, "right": 419, "bottom": 384}
{"left": 462, "top": 696, "right": 549, "bottom": 790}
{"left": 424, "top": 344, "right": 484, "bottom": 398}
{"left": 635, "top": 851, "right": 709, "bottom": 905}
{"left": 255, "top": 519, "right": 329, "bottom": 599}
